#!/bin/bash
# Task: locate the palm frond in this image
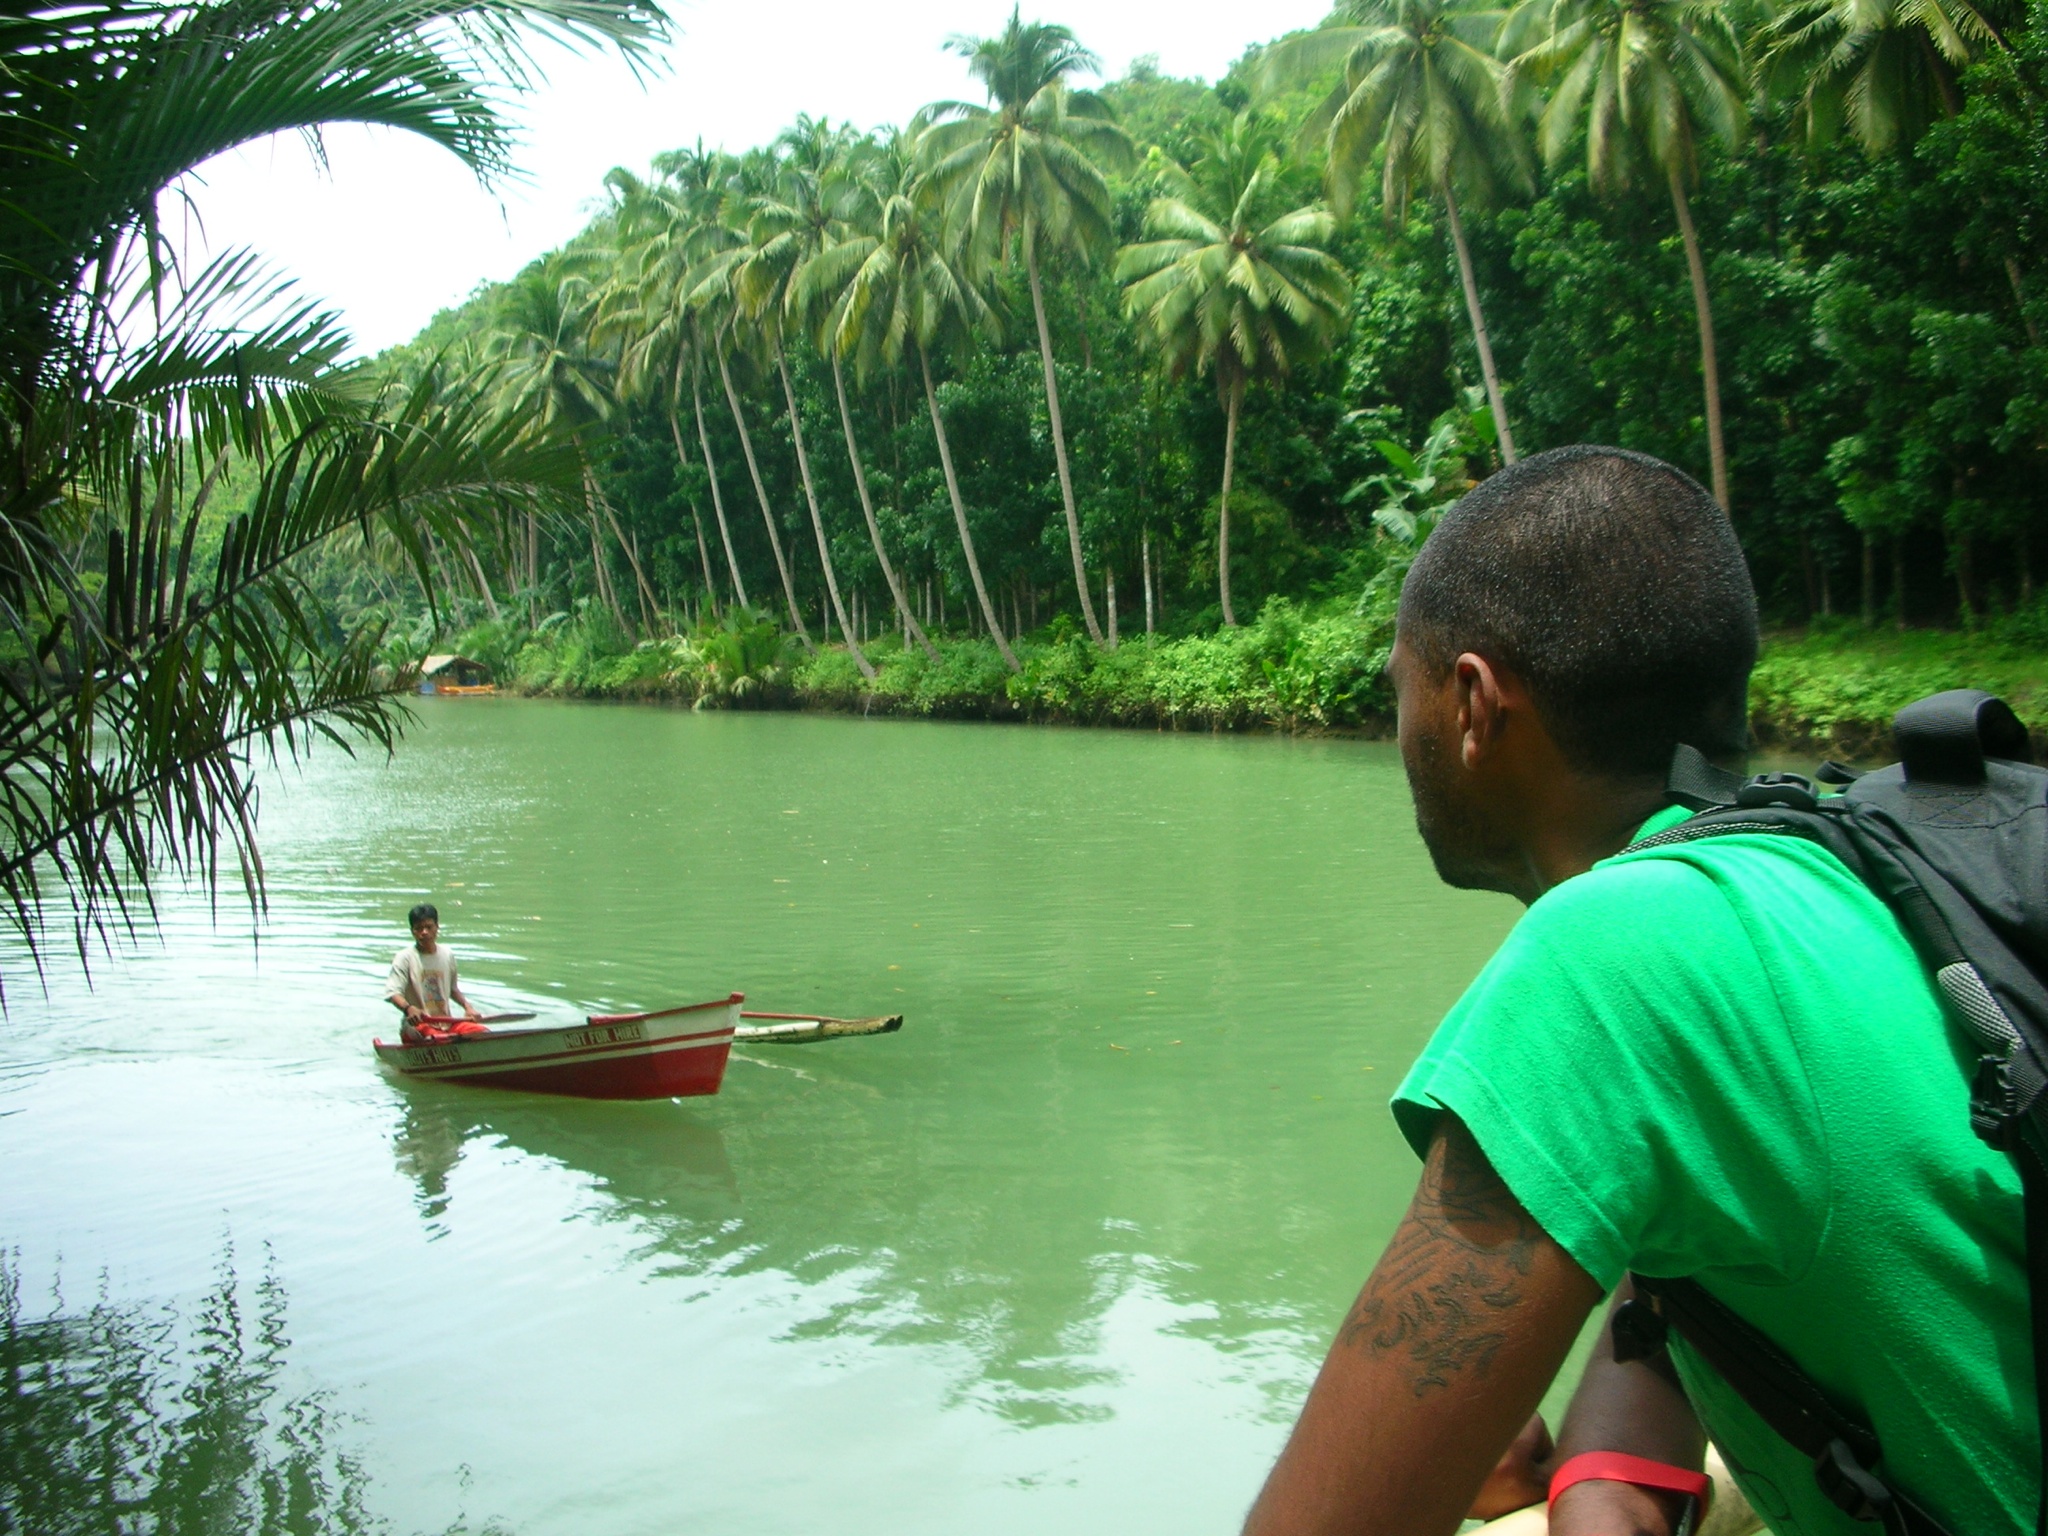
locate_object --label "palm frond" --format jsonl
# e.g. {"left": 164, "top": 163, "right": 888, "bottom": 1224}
{"left": 0, "top": 0, "right": 666, "bottom": 987}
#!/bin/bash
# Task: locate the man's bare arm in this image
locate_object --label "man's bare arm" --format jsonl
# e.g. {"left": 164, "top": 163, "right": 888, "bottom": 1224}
{"left": 1546, "top": 1283, "right": 1708, "bottom": 1536}
{"left": 1243, "top": 1112, "right": 1603, "bottom": 1536}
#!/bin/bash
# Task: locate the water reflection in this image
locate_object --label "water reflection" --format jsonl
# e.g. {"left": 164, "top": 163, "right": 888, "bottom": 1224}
{"left": 392, "top": 1086, "right": 738, "bottom": 1228}
{"left": 0, "top": 1248, "right": 374, "bottom": 1536}
{"left": 384, "top": 1054, "right": 1330, "bottom": 1432}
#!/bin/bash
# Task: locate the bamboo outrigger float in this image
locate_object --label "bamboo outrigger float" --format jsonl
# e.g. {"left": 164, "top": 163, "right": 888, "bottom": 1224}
{"left": 734, "top": 1011, "right": 903, "bottom": 1045}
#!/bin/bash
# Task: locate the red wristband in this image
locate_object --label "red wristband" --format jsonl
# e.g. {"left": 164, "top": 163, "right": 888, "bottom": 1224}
{"left": 1548, "top": 1451, "right": 1712, "bottom": 1516}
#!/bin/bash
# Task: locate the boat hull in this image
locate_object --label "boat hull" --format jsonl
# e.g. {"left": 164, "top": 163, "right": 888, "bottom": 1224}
{"left": 374, "top": 996, "right": 741, "bottom": 1100}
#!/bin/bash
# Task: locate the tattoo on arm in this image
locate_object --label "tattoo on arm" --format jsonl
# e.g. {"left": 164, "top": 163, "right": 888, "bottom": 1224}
{"left": 1337, "top": 1116, "right": 1547, "bottom": 1397}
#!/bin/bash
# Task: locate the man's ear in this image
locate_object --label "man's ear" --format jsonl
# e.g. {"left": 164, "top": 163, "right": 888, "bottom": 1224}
{"left": 1454, "top": 652, "right": 1509, "bottom": 770}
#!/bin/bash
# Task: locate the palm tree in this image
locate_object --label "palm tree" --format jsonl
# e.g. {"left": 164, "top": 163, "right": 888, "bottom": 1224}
{"left": 680, "top": 189, "right": 814, "bottom": 647}
{"left": 921, "top": 11, "right": 1134, "bottom": 645}
{"left": 790, "top": 131, "right": 942, "bottom": 661}
{"left": 1761, "top": 0, "right": 2030, "bottom": 338}
{"left": 639, "top": 146, "right": 761, "bottom": 609}
{"left": 831, "top": 152, "right": 1020, "bottom": 671}
{"left": 680, "top": 320, "right": 750, "bottom": 608}
{"left": 738, "top": 118, "right": 874, "bottom": 677}
{"left": 0, "top": 0, "right": 661, "bottom": 973}
{"left": 610, "top": 145, "right": 765, "bottom": 606}
{"left": 599, "top": 162, "right": 742, "bottom": 614}
{"left": 489, "top": 261, "right": 655, "bottom": 633}
{"left": 1255, "top": 0, "right": 1529, "bottom": 465}
{"left": 1118, "top": 116, "right": 1351, "bottom": 626}
{"left": 1764, "top": 0, "right": 2007, "bottom": 155}
{"left": 706, "top": 301, "right": 812, "bottom": 646}
{"left": 1506, "top": 0, "right": 1748, "bottom": 510}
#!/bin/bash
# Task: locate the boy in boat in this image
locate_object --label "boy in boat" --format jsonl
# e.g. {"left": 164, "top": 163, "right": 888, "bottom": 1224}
{"left": 1242, "top": 446, "right": 2032, "bottom": 1535}
{"left": 387, "top": 903, "right": 482, "bottom": 1042}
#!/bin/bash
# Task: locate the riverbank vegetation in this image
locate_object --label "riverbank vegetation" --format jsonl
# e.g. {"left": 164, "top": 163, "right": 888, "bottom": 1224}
{"left": 459, "top": 593, "right": 1389, "bottom": 728}
{"left": 349, "top": 0, "right": 2045, "bottom": 747}
{"left": 459, "top": 601, "right": 2048, "bottom": 749}
{"left": 1752, "top": 622, "right": 2048, "bottom": 750}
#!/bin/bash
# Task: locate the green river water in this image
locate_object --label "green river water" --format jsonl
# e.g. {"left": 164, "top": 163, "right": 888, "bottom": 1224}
{"left": 1, "top": 700, "right": 1536, "bottom": 1535}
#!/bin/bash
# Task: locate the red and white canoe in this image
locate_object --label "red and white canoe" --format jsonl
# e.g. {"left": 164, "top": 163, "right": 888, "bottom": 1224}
{"left": 373, "top": 995, "right": 741, "bottom": 1100}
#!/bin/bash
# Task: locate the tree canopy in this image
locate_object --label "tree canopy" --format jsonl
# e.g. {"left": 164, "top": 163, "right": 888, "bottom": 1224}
{"left": 378, "top": 0, "right": 2038, "bottom": 665}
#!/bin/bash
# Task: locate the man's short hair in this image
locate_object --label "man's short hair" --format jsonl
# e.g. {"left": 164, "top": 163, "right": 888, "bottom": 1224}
{"left": 1398, "top": 445, "right": 1759, "bottom": 777}
{"left": 408, "top": 902, "right": 439, "bottom": 928}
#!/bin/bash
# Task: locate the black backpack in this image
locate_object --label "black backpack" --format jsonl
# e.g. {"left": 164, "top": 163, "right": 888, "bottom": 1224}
{"left": 1606, "top": 690, "right": 2048, "bottom": 1536}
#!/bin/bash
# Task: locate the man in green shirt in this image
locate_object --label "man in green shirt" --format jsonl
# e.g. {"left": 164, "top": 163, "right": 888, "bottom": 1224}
{"left": 1243, "top": 446, "right": 2033, "bottom": 1536}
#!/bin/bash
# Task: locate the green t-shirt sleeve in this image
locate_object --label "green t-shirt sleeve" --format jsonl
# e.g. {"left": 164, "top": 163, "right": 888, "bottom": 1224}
{"left": 1393, "top": 854, "right": 1831, "bottom": 1291}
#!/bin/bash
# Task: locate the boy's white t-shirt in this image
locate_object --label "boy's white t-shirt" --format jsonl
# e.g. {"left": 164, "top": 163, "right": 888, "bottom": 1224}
{"left": 387, "top": 945, "right": 458, "bottom": 1016}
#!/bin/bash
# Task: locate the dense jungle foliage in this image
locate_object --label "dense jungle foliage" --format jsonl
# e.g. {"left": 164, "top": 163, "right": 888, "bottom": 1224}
{"left": 325, "top": 0, "right": 2048, "bottom": 743}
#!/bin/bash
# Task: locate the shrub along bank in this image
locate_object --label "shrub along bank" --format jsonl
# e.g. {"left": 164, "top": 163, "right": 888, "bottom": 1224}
{"left": 1750, "top": 624, "right": 2048, "bottom": 756}
{"left": 454, "top": 604, "right": 2048, "bottom": 756}
{"left": 463, "top": 597, "right": 1393, "bottom": 732}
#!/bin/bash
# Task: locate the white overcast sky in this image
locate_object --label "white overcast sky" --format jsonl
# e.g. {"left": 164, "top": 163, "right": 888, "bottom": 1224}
{"left": 170, "top": 0, "right": 1332, "bottom": 359}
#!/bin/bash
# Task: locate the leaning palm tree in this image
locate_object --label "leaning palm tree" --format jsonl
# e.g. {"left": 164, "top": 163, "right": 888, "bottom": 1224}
{"left": 1506, "top": 0, "right": 1748, "bottom": 510}
{"left": 920, "top": 11, "right": 1134, "bottom": 645}
{"left": 598, "top": 162, "right": 743, "bottom": 614}
{"left": 684, "top": 214, "right": 814, "bottom": 648}
{"left": 1255, "top": 0, "right": 1529, "bottom": 465}
{"left": 651, "top": 146, "right": 761, "bottom": 608}
{"left": 0, "top": 0, "right": 662, "bottom": 977}
{"left": 830, "top": 157, "right": 1020, "bottom": 671}
{"left": 737, "top": 118, "right": 874, "bottom": 676}
{"left": 789, "top": 131, "right": 942, "bottom": 661}
{"left": 489, "top": 261, "right": 656, "bottom": 633}
{"left": 1117, "top": 116, "right": 1351, "bottom": 626}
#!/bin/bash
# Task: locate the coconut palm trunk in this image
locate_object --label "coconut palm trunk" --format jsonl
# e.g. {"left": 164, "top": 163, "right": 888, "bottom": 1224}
{"left": 576, "top": 459, "right": 632, "bottom": 633}
{"left": 1025, "top": 229, "right": 1106, "bottom": 645}
{"left": 1217, "top": 370, "right": 1244, "bottom": 627}
{"left": 775, "top": 340, "right": 873, "bottom": 679}
{"left": 583, "top": 492, "right": 627, "bottom": 631}
{"left": 665, "top": 409, "right": 720, "bottom": 610}
{"left": 688, "top": 356, "right": 749, "bottom": 608}
{"left": 831, "top": 350, "right": 938, "bottom": 660}
{"left": 1439, "top": 179, "right": 1517, "bottom": 466}
{"left": 1667, "top": 164, "right": 1729, "bottom": 512}
{"left": 687, "top": 505, "right": 716, "bottom": 605}
{"left": 716, "top": 341, "right": 811, "bottom": 646}
{"left": 919, "top": 341, "right": 1019, "bottom": 671}
{"left": 465, "top": 544, "right": 501, "bottom": 620}
{"left": 525, "top": 509, "right": 539, "bottom": 625}
{"left": 666, "top": 351, "right": 723, "bottom": 612}
{"left": 1142, "top": 528, "right": 1155, "bottom": 639}
{"left": 595, "top": 483, "right": 661, "bottom": 631}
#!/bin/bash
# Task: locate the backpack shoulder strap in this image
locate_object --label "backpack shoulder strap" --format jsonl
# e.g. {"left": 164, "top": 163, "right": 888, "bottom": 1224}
{"left": 1667, "top": 744, "right": 1747, "bottom": 811}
